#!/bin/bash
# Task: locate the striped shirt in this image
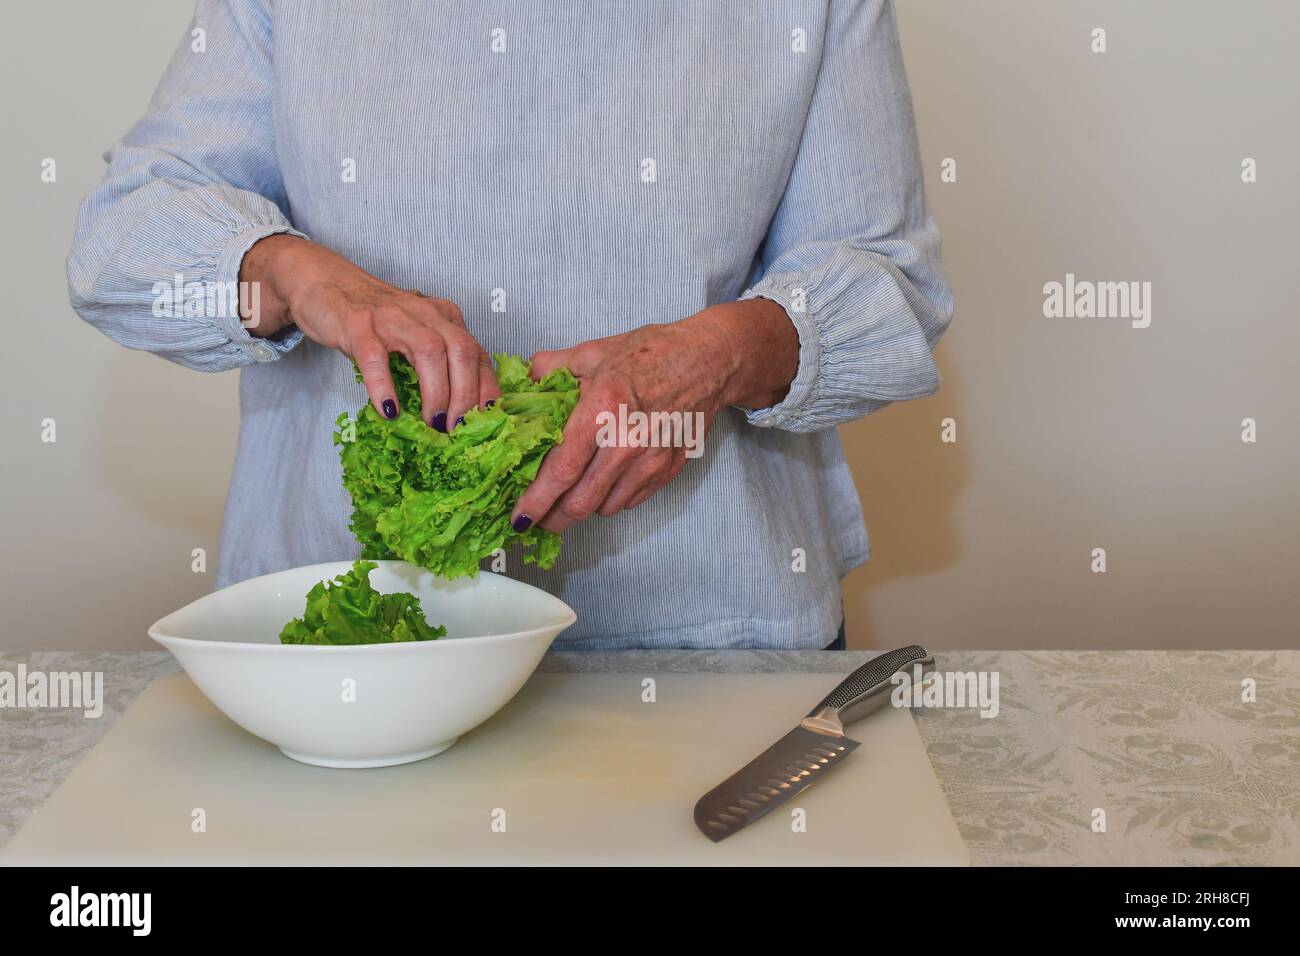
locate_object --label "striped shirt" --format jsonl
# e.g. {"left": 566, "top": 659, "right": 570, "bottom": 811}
{"left": 67, "top": 0, "right": 953, "bottom": 649}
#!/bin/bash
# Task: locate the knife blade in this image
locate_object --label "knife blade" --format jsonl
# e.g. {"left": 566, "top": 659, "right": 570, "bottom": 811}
{"left": 693, "top": 644, "right": 934, "bottom": 843}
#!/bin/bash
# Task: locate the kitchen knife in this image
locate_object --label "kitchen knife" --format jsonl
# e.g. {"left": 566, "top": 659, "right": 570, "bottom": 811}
{"left": 693, "top": 644, "right": 934, "bottom": 843}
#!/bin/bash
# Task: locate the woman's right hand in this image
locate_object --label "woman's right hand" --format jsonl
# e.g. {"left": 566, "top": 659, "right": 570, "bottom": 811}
{"left": 239, "top": 234, "right": 499, "bottom": 430}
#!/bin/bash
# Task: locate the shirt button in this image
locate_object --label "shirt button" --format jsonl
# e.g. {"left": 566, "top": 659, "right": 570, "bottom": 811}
{"left": 250, "top": 342, "right": 276, "bottom": 362}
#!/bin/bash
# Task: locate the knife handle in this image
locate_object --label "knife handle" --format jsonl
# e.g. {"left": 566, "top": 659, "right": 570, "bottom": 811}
{"left": 806, "top": 645, "right": 934, "bottom": 726}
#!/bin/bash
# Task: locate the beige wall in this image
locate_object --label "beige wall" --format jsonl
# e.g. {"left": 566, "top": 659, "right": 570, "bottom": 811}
{"left": 3, "top": 1, "right": 1297, "bottom": 651}
{"left": 3, "top": 1, "right": 240, "bottom": 654}
{"left": 848, "top": 0, "right": 1300, "bottom": 649}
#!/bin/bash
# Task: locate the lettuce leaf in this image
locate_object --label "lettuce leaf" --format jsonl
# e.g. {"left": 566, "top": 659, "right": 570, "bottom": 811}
{"left": 334, "top": 353, "right": 579, "bottom": 579}
{"left": 279, "top": 560, "right": 447, "bottom": 645}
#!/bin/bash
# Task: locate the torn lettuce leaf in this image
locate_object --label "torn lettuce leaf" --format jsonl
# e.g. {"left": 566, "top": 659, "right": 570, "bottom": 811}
{"left": 278, "top": 560, "right": 447, "bottom": 645}
{"left": 334, "top": 353, "right": 579, "bottom": 579}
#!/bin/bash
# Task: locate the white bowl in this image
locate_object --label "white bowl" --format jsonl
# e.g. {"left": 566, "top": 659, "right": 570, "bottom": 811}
{"left": 149, "top": 560, "right": 576, "bottom": 768}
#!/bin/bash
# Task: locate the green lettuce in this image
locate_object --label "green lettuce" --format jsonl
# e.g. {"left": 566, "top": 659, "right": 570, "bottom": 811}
{"left": 279, "top": 560, "right": 447, "bottom": 645}
{"left": 334, "top": 353, "right": 580, "bottom": 579}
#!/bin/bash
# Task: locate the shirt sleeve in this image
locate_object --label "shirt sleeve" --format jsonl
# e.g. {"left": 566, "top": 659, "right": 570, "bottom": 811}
{"left": 739, "top": 0, "right": 954, "bottom": 432}
{"left": 66, "top": 0, "right": 307, "bottom": 373}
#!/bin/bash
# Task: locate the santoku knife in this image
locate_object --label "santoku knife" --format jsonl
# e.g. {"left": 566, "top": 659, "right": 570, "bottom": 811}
{"left": 693, "top": 644, "right": 934, "bottom": 842}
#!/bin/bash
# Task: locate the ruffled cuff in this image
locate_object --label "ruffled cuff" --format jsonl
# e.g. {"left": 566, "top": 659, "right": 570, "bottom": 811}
{"left": 213, "top": 222, "right": 309, "bottom": 364}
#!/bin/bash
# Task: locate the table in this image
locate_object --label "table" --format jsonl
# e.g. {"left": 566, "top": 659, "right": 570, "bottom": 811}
{"left": 3, "top": 649, "right": 1298, "bottom": 865}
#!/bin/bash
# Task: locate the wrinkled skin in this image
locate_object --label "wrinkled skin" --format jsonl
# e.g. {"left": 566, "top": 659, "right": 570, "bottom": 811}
{"left": 513, "top": 299, "right": 798, "bottom": 532}
{"left": 242, "top": 235, "right": 799, "bottom": 530}
{"left": 242, "top": 235, "right": 498, "bottom": 429}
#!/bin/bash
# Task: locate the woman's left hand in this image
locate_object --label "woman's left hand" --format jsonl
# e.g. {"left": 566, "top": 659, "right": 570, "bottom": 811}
{"left": 511, "top": 299, "right": 799, "bottom": 532}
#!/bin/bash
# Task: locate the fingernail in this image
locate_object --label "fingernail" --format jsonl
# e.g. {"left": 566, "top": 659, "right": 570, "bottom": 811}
{"left": 512, "top": 514, "right": 533, "bottom": 532}
{"left": 382, "top": 399, "right": 398, "bottom": 420}
{"left": 455, "top": 415, "right": 466, "bottom": 428}
{"left": 431, "top": 411, "right": 447, "bottom": 432}
{"left": 485, "top": 399, "right": 496, "bottom": 409}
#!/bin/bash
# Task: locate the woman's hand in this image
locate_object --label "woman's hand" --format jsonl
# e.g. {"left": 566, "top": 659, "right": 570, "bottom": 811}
{"left": 510, "top": 299, "right": 799, "bottom": 532}
{"left": 239, "top": 235, "right": 498, "bottom": 429}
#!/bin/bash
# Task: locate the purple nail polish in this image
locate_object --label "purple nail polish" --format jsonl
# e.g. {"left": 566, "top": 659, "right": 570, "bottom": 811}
{"left": 382, "top": 399, "right": 398, "bottom": 420}
{"left": 485, "top": 399, "right": 496, "bottom": 409}
{"left": 512, "top": 514, "right": 533, "bottom": 532}
{"left": 455, "top": 415, "right": 466, "bottom": 428}
{"left": 431, "top": 411, "right": 447, "bottom": 432}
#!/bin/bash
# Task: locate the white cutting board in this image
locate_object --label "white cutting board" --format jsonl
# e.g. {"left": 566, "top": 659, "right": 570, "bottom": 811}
{"left": 2, "top": 671, "right": 968, "bottom": 865}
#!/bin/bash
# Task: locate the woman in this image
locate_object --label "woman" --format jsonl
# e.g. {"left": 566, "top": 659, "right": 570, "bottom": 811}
{"left": 68, "top": 0, "right": 953, "bottom": 650}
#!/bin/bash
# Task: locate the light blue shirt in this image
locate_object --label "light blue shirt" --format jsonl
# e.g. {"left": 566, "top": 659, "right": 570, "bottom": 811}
{"left": 67, "top": 0, "right": 953, "bottom": 649}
